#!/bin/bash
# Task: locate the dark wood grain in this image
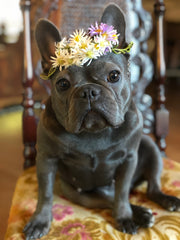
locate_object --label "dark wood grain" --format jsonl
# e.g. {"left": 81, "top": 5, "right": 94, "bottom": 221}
{"left": 21, "top": 0, "right": 37, "bottom": 168}
{"left": 154, "top": 0, "right": 169, "bottom": 154}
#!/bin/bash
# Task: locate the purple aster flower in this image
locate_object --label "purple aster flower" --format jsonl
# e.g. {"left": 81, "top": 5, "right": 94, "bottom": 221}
{"left": 88, "top": 22, "right": 102, "bottom": 36}
{"left": 104, "top": 46, "right": 111, "bottom": 54}
{"left": 100, "top": 23, "right": 119, "bottom": 44}
{"left": 99, "top": 23, "right": 114, "bottom": 34}
{"left": 88, "top": 22, "right": 119, "bottom": 45}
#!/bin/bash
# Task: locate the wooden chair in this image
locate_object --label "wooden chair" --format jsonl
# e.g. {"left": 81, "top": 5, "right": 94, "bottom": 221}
{"left": 5, "top": 0, "right": 180, "bottom": 239}
{"left": 20, "top": 0, "right": 169, "bottom": 170}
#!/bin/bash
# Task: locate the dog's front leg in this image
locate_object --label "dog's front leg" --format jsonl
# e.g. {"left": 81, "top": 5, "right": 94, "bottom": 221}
{"left": 113, "top": 153, "right": 138, "bottom": 234}
{"left": 23, "top": 154, "right": 58, "bottom": 240}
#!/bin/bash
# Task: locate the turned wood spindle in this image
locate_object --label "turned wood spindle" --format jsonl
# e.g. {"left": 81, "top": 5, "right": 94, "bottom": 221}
{"left": 154, "top": 0, "right": 169, "bottom": 154}
{"left": 20, "top": 0, "right": 37, "bottom": 169}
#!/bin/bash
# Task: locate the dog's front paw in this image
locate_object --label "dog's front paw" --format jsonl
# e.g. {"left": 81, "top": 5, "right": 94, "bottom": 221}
{"left": 23, "top": 212, "right": 52, "bottom": 240}
{"left": 131, "top": 204, "right": 154, "bottom": 228}
{"left": 116, "top": 218, "right": 138, "bottom": 235}
{"left": 115, "top": 205, "right": 155, "bottom": 234}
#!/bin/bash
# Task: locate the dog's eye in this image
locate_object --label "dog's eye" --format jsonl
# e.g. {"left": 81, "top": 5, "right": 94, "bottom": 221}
{"left": 56, "top": 78, "right": 71, "bottom": 91}
{"left": 108, "top": 70, "right": 120, "bottom": 83}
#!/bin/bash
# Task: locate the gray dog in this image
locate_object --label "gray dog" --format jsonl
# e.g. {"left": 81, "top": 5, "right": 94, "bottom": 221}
{"left": 24, "top": 4, "right": 180, "bottom": 240}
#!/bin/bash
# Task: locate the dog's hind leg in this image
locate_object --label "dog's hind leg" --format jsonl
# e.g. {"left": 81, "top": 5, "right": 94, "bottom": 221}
{"left": 147, "top": 168, "right": 180, "bottom": 212}
{"left": 139, "top": 135, "right": 180, "bottom": 211}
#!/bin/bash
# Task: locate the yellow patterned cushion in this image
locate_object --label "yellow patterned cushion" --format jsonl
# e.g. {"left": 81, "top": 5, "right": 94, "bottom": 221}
{"left": 5, "top": 158, "right": 180, "bottom": 240}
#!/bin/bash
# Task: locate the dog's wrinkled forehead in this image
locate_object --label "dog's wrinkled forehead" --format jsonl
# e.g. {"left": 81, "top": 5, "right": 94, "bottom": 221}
{"left": 69, "top": 52, "right": 126, "bottom": 71}
{"left": 51, "top": 52, "right": 128, "bottom": 86}
{"left": 88, "top": 53, "right": 127, "bottom": 70}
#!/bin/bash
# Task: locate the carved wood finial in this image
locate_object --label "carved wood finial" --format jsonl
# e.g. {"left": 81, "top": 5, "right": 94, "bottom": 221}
{"left": 154, "top": 0, "right": 165, "bottom": 14}
{"left": 20, "top": 0, "right": 31, "bottom": 11}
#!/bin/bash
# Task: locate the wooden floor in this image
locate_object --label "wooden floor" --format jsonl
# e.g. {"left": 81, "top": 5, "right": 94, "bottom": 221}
{"left": 0, "top": 80, "right": 179, "bottom": 239}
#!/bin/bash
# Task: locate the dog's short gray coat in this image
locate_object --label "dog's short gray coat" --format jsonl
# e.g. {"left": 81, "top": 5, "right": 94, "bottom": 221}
{"left": 23, "top": 4, "right": 180, "bottom": 240}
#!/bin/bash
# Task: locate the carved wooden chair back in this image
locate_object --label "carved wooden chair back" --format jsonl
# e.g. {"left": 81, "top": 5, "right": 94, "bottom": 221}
{"left": 20, "top": 0, "right": 168, "bottom": 169}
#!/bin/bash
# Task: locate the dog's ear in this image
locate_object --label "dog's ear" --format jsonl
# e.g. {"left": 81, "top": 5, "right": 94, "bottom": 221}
{"left": 101, "top": 4, "right": 126, "bottom": 48}
{"left": 35, "top": 19, "right": 61, "bottom": 74}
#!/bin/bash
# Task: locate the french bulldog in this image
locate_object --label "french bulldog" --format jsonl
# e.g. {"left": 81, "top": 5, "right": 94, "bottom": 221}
{"left": 24, "top": 4, "right": 180, "bottom": 240}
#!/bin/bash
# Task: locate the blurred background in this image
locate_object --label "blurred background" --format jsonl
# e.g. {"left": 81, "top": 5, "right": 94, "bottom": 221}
{"left": 0, "top": 0, "right": 179, "bottom": 239}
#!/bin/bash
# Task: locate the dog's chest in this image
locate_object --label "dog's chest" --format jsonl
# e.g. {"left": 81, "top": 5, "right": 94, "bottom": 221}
{"left": 61, "top": 145, "right": 126, "bottom": 169}
{"left": 58, "top": 138, "right": 127, "bottom": 190}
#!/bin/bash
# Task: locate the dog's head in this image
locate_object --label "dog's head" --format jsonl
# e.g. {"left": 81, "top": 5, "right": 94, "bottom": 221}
{"left": 35, "top": 4, "right": 131, "bottom": 133}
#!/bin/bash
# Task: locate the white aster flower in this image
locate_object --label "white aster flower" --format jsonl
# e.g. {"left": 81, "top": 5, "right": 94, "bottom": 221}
{"left": 51, "top": 48, "right": 71, "bottom": 71}
{"left": 81, "top": 44, "right": 102, "bottom": 66}
{"left": 94, "top": 35, "right": 112, "bottom": 54}
{"left": 55, "top": 37, "right": 68, "bottom": 50}
{"left": 69, "top": 29, "right": 87, "bottom": 47}
{"left": 79, "top": 36, "right": 93, "bottom": 51}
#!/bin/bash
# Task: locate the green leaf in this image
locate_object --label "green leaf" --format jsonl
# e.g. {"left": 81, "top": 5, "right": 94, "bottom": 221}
{"left": 48, "top": 67, "right": 57, "bottom": 78}
{"left": 39, "top": 67, "right": 57, "bottom": 81}
{"left": 112, "top": 41, "right": 134, "bottom": 55}
{"left": 40, "top": 73, "right": 49, "bottom": 80}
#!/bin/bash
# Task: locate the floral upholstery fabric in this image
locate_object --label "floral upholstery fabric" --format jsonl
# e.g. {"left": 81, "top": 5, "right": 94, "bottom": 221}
{"left": 5, "top": 158, "right": 180, "bottom": 240}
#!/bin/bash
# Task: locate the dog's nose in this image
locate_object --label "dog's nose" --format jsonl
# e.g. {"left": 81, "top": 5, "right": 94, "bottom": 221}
{"left": 78, "top": 85, "right": 101, "bottom": 101}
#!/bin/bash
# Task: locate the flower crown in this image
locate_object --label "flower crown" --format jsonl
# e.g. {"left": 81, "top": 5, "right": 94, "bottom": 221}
{"left": 41, "top": 22, "right": 133, "bottom": 80}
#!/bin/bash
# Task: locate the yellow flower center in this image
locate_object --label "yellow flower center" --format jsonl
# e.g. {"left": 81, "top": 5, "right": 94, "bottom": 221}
{"left": 57, "top": 58, "right": 66, "bottom": 65}
{"left": 94, "top": 44, "right": 100, "bottom": 50}
{"left": 86, "top": 50, "right": 94, "bottom": 58}
{"left": 80, "top": 42, "right": 88, "bottom": 49}
{"left": 102, "top": 33, "right": 108, "bottom": 39}
{"left": 112, "top": 34, "right": 118, "bottom": 39}
{"left": 99, "top": 41, "right": 106, "bottom": 47}
{"left": 74, "top": 35, "right": 81, "bottom": 42}
{"left": 95, "top": 29, "right": 102, "bottom": 34}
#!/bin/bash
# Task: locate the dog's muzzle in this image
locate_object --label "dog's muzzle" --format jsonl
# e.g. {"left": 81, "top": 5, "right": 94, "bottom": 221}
{"left": 66, "top": 84, "right": 124, "bottom": 133}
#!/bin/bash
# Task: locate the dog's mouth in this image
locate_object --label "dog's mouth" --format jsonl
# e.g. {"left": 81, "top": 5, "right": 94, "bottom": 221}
{"left": 80, "top": 110, "right": 108, "bottom": 133}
